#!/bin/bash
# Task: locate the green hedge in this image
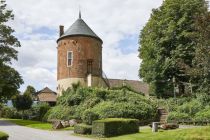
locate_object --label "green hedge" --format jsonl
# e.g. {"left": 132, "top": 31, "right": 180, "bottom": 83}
{"left": 74, "top": 124, "right": 92, "bottom": 135}
{"left": 92, "top": 118, "right": 139, "bottom": 137}
{"left": 0, "top": 131, "right": 9, "bottom": 140}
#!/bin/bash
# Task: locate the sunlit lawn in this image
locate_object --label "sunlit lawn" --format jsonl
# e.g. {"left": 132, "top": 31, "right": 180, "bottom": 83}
{"left": 103, "top": 127, "right": 210, "bottom": 140}
{"left": 2, "top": 118, "right": 74, "bottom": 131}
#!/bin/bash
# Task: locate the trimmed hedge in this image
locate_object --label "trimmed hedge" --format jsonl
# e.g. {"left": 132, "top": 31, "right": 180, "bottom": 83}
{"left": 92, "top": 118, "right": 139, "bottom": 137}
{"left": 74, "top": 124, "right": 92, "bottom": 135}
{"left": 0, "top": 131, "right": 9, "bottom": 140}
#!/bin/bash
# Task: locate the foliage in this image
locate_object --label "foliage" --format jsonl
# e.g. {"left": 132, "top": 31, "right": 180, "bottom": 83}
{"left": 12, "top": 95, "right": 33, "bottom": 113}
{"left": 82, "top": 109, "right": 99, "bottom": 125}
{"left": 43, "top": 105, "right": 74, "bottom": 121}
{"left": 167, "top": 112, "right": 190, "bottom": 121}
{"left": 194, "top": 106, "right": 210, "bottom": 121}
{"left": 47, "top": 87, "right": 157, "bottom": 124}
{"left": 139, "top": 0, "right": 210, "bottom": 97}
{"left": 0, "top": 0, "right": 23, "bottom": 103}
{"left": 0, "top": 131, "right": 8, "bottom": 140}
{"left": 0, "top": 105, "right": 21, "bottom": 119}
{"left": 92, "top": 118, "right": 139, "bottom": 137}
{"left": 31, "top": 103, "right": 50, "bottom": 121}
{"left": 74, "top": 124, "right": 92, "bottom": 135}
{"left": 177, "top": 99, "right": 202, "bottom": 116}
{"left": 23, "top": 85, "right": 36, "bottom": 98}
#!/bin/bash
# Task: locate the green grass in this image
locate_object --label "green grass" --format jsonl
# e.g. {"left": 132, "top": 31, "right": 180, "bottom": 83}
{"left": 102, "top": 127, "right": 210, "bottom": 140}
{"left": 2, "top": 119, "right": 74, "bottom": 131}
{"left": 0, "top": 131, "right": 9, "bottom": 140}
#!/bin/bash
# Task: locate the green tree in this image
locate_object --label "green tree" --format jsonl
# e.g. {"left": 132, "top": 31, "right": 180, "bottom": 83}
{"left": 139, "top": 0, "right": 209, "bottom": 97}
{"left": 190, "top": 11, "right": 210, "bottom": 94}
{"left": 0, "top": 0, "right": 23, "bottom": 102}
{"left": 12, "top": 94, "right": 33, "bottom": 118}
{"left": 24, "top": 85, "right": 36, "bottom": 97}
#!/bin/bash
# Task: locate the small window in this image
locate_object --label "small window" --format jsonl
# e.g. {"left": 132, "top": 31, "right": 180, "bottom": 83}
{"left": 67, "top": 51, "right": 73, "bottom": 67}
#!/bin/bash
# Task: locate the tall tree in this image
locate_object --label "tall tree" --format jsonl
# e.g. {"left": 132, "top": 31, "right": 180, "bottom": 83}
{"left": 139, "top": 0, "right": 210, "bottom": 97}
{"left": 0, "top": 0, "right": 23, "bottom": 102}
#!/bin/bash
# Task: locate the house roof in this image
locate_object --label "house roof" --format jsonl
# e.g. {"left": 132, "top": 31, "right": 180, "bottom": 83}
{"left": 108, "top": 79, "right": 149, "bottom": 96}
{"left": 36, "top": 87, "right": 57, "bottom": 102}
{"left": 57, "top": 15, "right": 102, "bottom": 43}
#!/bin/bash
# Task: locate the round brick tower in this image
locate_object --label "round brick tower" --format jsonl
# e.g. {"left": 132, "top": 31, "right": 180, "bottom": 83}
{"left": 57, "top": 13, "right": 107, "bottom": 95}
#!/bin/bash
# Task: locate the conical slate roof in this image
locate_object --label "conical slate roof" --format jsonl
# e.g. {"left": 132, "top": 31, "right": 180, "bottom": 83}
{"left": 57, "top": 17, "right": 102, "bottom": 43}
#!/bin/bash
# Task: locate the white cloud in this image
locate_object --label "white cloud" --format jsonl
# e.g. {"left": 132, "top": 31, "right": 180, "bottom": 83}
{"left": 6, "top": 0, "right": 164, "bottom": 91}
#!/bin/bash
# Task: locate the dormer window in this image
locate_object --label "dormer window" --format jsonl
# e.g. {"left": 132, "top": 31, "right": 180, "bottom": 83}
{"left": 67, "top": 51, "right": 73, "bottom": 67}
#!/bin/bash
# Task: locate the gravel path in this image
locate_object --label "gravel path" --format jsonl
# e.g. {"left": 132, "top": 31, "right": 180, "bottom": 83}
{"left": 0, "top": 120, "right": 92, "bottom": 140}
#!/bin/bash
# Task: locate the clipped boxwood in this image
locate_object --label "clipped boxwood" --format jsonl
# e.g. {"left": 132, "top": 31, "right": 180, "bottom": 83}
{"left": 0, "top": 131, "right": 9, "bottom": 140}
{"left": 92, "top": 118, "right": 139, "bottom": 137}
{"left": 74, "top": 124, "right": 92, "bottom": 135}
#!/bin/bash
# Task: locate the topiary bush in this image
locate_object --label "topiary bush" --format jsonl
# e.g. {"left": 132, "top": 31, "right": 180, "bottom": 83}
{"left": 74, "top": 124, "right": 92, "bottom": 135}
{"left": 92, "top": 118, "right": 139, "bottom": 137}
{"left": 0, "top": 131, "right": 9, "bottom": 140}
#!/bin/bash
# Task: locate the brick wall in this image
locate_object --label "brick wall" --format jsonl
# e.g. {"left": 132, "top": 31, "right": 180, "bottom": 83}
{"left": 57, "top": 36, "right": 102, "bottom": 80}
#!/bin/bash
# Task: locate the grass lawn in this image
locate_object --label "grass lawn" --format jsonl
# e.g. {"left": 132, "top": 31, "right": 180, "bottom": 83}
{"left": 103, "top": 127, "right": 210, "bottom": 140}
{"left": 2, "top": 119, "right": 74, "bottom": 131}
{"left": 0, "top": 131, "right": 9, "bottom": 140}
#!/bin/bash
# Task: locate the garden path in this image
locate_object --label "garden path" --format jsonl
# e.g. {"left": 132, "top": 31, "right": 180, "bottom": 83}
{"left": 0, "top": 120, "right": 92, "bottom": 140}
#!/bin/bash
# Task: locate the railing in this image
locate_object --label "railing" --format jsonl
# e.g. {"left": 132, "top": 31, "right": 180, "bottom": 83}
{"left": 102, "top": 71, "right": 110, "bottom": 88}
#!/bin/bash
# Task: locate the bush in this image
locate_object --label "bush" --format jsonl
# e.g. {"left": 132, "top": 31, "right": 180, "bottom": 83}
{"left": 43, "top": 105, "right": 74, "bottom": 121}
{"left": 177, "top": 99, "right": 202, "bottom": 116}
{"left": 46, "top": 87, "right": 157, "bottom": 123}
{"left": 91, "top": 101, "right": 156, "bottom": 122}
{"left": 31, "top": 103, "right": 50, "bottom": 121}
{"left": 0, "top": 106, "right": 21, "bottom": 119}
{"left": 194, "top": 106, "right": 210, "bottom": 121}
{"left": 167, "top": 112, "right": 190, "bottom": 121}
{"left": 0, "top": 131, "right": 9, "bottom": 140}
{"left": 74, "top": 124, "right": 92, "bottom": 135}
{"left": 82, "top": 109, "right": 99, "bottom": 125}
{"left": 92, "top": 118, "right": 139, "bottom": 137}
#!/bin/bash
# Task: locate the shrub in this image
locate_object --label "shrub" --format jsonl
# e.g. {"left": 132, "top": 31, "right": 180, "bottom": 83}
{"left": 43, "top": 105, "right": 74, "bottom": 121}
{"left": 91, "top": 101, "right": 157, "bottom": 122}
{"left": 167, "top": 111, "right": 190, "bottom": 121}
{"left": 196, "top": 93, "right": 210, "bottom": 106}
{"left": 0, "top": 131, "right": 9, "bottom": 140}
{"left": 82, "top": 109, "right": 99, "bottom": 125}
{"left": 47, "top": 87, "right": 157, "bottom": 123}
{"left": 194, "top": 106, "right": 210, "bottom": 121}
{"left": 31, "top": 103, "right": 50, "bottom": 121}
{"left": 0, "top": 106, "right": 21, "bottom": 119}
{"left": 92, "top": 118, "right": 139, "bottom": 137}
{"left": 177, "top": 99, "right": 202, "bottom": 116}
{"left": 74, "top": 124, "right": 92, "bottom": 135}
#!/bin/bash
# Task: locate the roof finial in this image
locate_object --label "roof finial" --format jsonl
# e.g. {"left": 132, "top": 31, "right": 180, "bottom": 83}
{"left": 79, "top": 5, "right": 81, "bottom": 19}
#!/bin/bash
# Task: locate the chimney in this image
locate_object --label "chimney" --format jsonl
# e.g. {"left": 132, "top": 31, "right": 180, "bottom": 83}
{"left": 59, "top": 25, "right": 64, "bottom": 37}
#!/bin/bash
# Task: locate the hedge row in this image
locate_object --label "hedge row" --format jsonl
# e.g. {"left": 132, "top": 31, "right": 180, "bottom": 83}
{"left": 0, "top": 131, "right": 9, "bottom": 140}
{"left": 74, "top": 124, "right": 92, "bottom": 135}
{"left": 92, "top": 118, "right": 139, "bottom": 137}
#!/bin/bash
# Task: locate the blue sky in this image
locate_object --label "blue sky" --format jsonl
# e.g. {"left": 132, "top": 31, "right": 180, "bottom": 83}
{"left": 6, "top": 0, "right": 172, "bottom": 92}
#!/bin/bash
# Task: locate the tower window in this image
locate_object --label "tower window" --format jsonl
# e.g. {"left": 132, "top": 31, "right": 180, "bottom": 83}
{"left": 67, "top": 51, "right": 73, "bottom": 67}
